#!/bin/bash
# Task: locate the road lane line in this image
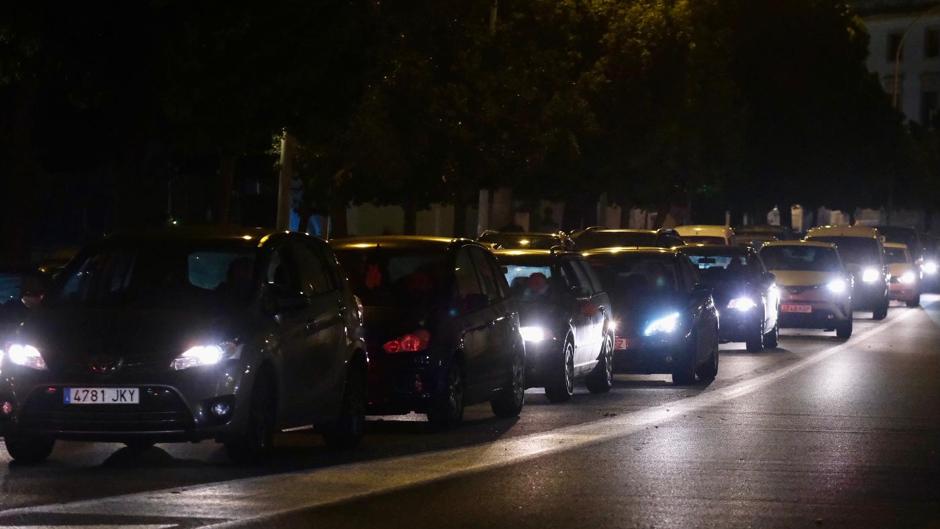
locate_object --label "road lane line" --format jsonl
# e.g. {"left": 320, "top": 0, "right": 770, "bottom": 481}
{"left": 0, "top": 309, "right": 920, "bottom": 529}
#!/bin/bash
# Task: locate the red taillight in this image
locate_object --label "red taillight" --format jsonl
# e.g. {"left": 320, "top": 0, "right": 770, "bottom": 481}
{"left": 383, "top": 330, "right": 430, "bottom": 353}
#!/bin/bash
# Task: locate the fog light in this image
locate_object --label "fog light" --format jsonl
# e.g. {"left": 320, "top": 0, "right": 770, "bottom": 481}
{"left": 210, "top": 401, "right": 232, "bottom": 418}
{"left": 1, "top": 401, "right": 13, "bottom": 416}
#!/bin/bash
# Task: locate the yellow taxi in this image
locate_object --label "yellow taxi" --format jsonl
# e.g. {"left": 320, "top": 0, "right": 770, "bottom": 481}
{"left": 675, "top": 225, "right": 735, "bottom": 246}
{"left": 884, "top": 242, "right": 920, "bottom": 307}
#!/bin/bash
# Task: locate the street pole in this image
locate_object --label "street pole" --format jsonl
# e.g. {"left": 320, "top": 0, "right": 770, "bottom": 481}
{"left": 276, "top": 130, "right": 294, "bottom": 231}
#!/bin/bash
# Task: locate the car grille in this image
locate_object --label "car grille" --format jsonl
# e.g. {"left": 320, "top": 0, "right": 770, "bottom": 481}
{"left": 19, "top": 386, "right": 194, "bottom": 433}
{"left": 784, "top": 285, "right": 819, "bottom": 295}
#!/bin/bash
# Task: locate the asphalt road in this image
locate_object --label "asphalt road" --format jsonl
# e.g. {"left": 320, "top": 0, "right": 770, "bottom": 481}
{"left": 1, "top": 297, "right": 939, "bottom": 528}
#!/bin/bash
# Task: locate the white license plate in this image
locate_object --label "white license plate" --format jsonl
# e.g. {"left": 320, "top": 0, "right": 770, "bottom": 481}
{"left": 781, "top": 303, "right": 812, "bottom": 314}
{"left": 64, "top": 387, "right": 139, "bottom": 405}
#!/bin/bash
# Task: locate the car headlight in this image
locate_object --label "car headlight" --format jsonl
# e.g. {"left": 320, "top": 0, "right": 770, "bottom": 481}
{"left": 643, "top": 312, "right": 681, "bottom": 336}
{"left": 923, "top": 260, "right": 938, "bottom": 275}
{"left": 727, "top": 297, "right": 757, "bottom": 311}
{"left": 861, "top": 267, "right": 880, "bottom": 283}
{"left": 171, "top": 342, "right": 241, "bottom": 371}
{"left": 826, "top": 279, "right": 848, "bottom": 294}
{"left": 4, "top": 343, "right": 47, "bottom": 370}
{"left": 900, "top": 270, "right": 917, "bottom": 285}
{"left": 519, "top": 326, "right": 548, "bottom": 343}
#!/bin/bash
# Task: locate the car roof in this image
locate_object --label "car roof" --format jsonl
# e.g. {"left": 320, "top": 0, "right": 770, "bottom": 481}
{"left": 581, "top": 246, "right": 678, "bottom": 258}
{"left": 761, "top": 240, "right": 837, "bottom": 249}
{"left": 494, "top": 248, "right": 579, "bottom": 258}
{"left": 678, "top": 244, "right": 748, "bottom": 254}
{"left": 805, "top": 225, "right": 879, "bottom": 239}
{"left": 101, "top": 225, "right": 278, "bottom": 246}
{"left": 884, "top": 242, "right": 909, "bottom": 250}
{"left": 480, "top": 231, "right": 564, "bottom": 238}
{"left": 675, "top": 225, "right": 734, "bottom": 237}
{"left": 330, "top": 235, "right": 474, "bottom": 250}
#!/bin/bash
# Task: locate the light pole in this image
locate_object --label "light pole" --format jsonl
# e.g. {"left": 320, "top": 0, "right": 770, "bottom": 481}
{"left": 892, "top": 3, "right": 940, "bottom": 110}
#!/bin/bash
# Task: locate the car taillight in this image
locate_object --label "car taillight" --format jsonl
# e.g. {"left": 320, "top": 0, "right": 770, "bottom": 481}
{"left": 383, "top": 330, "right": 431, "bottom": 353}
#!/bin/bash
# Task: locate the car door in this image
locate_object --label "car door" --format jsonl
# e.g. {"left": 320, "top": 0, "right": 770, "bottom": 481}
{"left": 453, "top": 246, "right": 496, "bottom": 401}
{"left": 291, "top": 237, "right": 350, "bottom": 421}
{"left": 559, "top": 259, "right": 595, "bottom": 368}
{"left": 469, "top": 246, "right": 516, "bottom": 391}
{"left": 578, "top": 258, "right": 611, "bottom": 355}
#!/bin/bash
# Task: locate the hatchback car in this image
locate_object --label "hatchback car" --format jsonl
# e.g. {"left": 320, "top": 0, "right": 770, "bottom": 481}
{"left": 805, "top": 225, "right": 888, "bottom": 319}
{"left": 884, "top": 242, "right": 920, "bottom": 307}
{"left": 680, "top": 245, "right": 780, "bottom": 352}
{"left": 582, "top": 248, "right": 720, "bottom": 385}
{"left": 332, "top": 236, "right": 525, "bottom": 429}
{"left": 494, "top": 249, "right": 614, "bottom": 402}
{"left": 571, "top": 228, "right": 684, "bottom": 250}
{"left": 0, "top": 227, "right": 367, "bottom": 464}
{"left": 759, "top": 241, "right": 853, "bottom": 338}
{"left": 478, "top": 230, "right": 576, "bottom": 251}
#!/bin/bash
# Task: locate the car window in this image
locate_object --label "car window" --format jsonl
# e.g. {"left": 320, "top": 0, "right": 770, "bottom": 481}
{"left": 266, "top": 247, "right": 298, "bottom": 290}
{"left": 334, "top": 248, "right": 448, "bottom": 308}
{"left": 562, "top": 260, "right": 592, "bottom": 296}
{"left": 885, "top": 247, "right": 908, "bottom": 264}
{"left": 469, "top": 246, "right": 502, "bottom": 303}
{"left": 455, "top": 248, "right": 484, "bottom": 307}
{"left": 759, "top": 246, "right": 842, "bottom": 272}
{"left": 679, "top": 258, "right": 699, "bottom": 291}
{"left": 291, "top": 241, "right": 335, "bottom": 296}
{"left": 577, "top": 259, "right": 605, "bottom": 293}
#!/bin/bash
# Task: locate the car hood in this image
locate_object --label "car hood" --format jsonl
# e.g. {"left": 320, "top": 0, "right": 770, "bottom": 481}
{"left": 10, "top": 306, "right": 255, "bottom": 372}
{"left": 769, "top": 270, "right": 841, "bottom": 287}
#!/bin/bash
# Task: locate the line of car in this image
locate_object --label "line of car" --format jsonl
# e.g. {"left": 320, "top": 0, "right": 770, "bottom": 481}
{"left": 0, "top": 222, "right": 927, "bottom": 464}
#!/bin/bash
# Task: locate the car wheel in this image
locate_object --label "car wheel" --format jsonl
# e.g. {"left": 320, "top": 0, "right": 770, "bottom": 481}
{"left": 836, "top": 318, "right": 853, "bottom": 339}
{"left": 873, "top": 297, "right": 889, "bottom": 320}
{"left": 907, "top": 294, "right": 921, "bottom": 308}
{"left": 427, "top": 362, "right": 464, "bottom": 430}
{"left": 586, "top": 333, "right": 614, "bottom": 394}
{"left": 745, "top": 319, "right": 764, "bottom": 352}
{"left": 321, "top": 364, "right": 366, "bottom": 450}
{"left": 696, "top": 346, "right": 719, "bottom": 383}
{"left": 3, "top": 434, "right": 54, "bottom": 464}
{"left": 544, "top": 340, "right": 575, "bottom": 403}
{"left": 491, "top": 351, "right": 525, "bottom": 418}
{"left": 763, "top": 322, "right": 779, "bottom": 349}
{"left": 225, "top": 371, "right": 276, "bottom": 463}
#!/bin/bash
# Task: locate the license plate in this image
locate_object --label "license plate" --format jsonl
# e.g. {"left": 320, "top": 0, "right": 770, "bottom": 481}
{"left": 781, "top": 303, "right": 812, "bottom": 314}
{"left": 64, "top": 387, "right": 139, "bottom": 405}
{"left": 614, "top": 337, "right": 630, "bottom": 350}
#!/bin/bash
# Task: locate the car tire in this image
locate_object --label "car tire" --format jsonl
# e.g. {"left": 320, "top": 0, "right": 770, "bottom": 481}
{"left": 491, "top": 351, "right": 525, "bottom": 418}
{"left": 763, "top": 322, "right": 779, "bottom": 349}
{"left": 836, "top": 318, "right": 853, "bottom": 339}
{"left": 696, "top": 346, "right": 719, "bottom": 383}
{"left": 586, "top": 334, "right": 614, "bottom": 394}
{"left": 907, "top": 294, "right": 921, "bottom": 308}
{"left": 3, "top": 434, "right": 54, "bottom": 464}
{"left": 671, "top": 341, "right": 697, "bottom": 386}
{"left": 225, "top": 371, "right": 276, "bottom": 464}
{"left": 873, "top": 297, "right": 889, "bottom": 320}
{"left": 745, "top": 316, "right": 764, "bottom": 352}
{"left": 427, "top": 362, "right": 464, "bottom": 430}
{"left": 321, "top": 364, "right": 366, "bottom": 450}
{"left": 544, "top": 340, "right": 575, "bottom": 403}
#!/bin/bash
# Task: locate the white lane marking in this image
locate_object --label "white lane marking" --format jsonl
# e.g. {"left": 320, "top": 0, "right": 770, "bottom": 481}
{"left": 0, "top": 309, "right": 920, "bottom": 529}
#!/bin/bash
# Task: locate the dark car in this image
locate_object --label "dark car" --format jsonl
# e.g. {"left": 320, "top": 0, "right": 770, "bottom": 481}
{"left": 805, "top": 226, "right": 888, "bottom": 319}
{"left": 494, "top": 249, "right": 614, "bottom": 402}
{"left": 0, "top": 227, "right": 367, "bottom": 464}
{"left": 582, "top": 248, "right": 720, "bottom": 385}
{"left": 679, "top": 245, "right": 780, "bottom": 352}
{"left": 332, "top": 236, "right": 525, "bottom": 429}
{"left": 572, "top": 228, "right": 685, "bottom": 250}
{"left": 478, "top": 230, "right": 576, "bottom": 251}
{"left": 0, "top": 264, "right": 49, "bottom": 329}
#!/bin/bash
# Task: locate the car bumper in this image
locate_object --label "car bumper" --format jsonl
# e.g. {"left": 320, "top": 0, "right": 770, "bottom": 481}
{"left": 0, "top": 360, "right": 249, "bottom": 442}
{"left": 778, "top": 300, "right": 851, "bottom": 328}
{"left": 888, "top": 282, "right": 917, "bottom": 302}
{"left": 365, "top": 351, "right": 444, "bottom": 415}
{"left": 717, "top": 310, "right": 761, "bottom": 342}
{"left": 612, "top": 333, "right": 688, "bottom": 374}
{"left": 852, "top": 283, "right": 887, "bottom": 309}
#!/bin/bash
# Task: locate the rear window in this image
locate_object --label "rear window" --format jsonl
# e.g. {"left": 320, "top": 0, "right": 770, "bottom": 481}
{"left": 334, "top": 249, "right": 449, "bottom": 307}
{"left": 806, "top": 236, "right": 879, "bottom": 265}
{"left": 684, "top": 250, "right": 759, "bottom": 283}
{"left": 584, "top": 254, "right": 679, "bottom": 294}
{"left": 760, "top": 246, "right": 841, "bottom": 272}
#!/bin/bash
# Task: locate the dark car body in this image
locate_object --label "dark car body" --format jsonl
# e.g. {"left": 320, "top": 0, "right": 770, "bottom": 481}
{"left": 582, "top": 248, "right": 720, "bottom": 385}
{"left": 805, "top": 226, "right": 888, "bottom": 318}
{"left": 494, "top": 249, "right": 614, "bottom": 401}
{"left": 332, "top": 236, "right": 526, "bottom": 427}
{"left": 0, "top": 227, "right": 366, "bottom": 462}
{"left": 571, "top": 228, "right": 684, "bottom": 251}
{"left": 478, "top": 231, "right": 576, "bottom": 251}
{"left": 679, "top": 245, "right": 780, "bottom": 351}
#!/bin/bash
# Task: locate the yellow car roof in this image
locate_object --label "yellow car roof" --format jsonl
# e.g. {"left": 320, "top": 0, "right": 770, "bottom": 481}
{"left": 675, "top": 225, "right": 734, "bottom": 237}
{"left": 884, "top": 242, "right": 909, "bottom": 250}
{"left": 806, "top": 225, "right": 879, "bottom": 239}
{"left": 762, "top": 240, "right": 836, "bottom": 249}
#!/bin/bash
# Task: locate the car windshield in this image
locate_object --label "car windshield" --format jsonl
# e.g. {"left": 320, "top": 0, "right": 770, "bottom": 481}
{"left": 585, "top": 254, "right": 678, "bottom": 294}
{"left": 46, "top": 242, "right": 257, "bottom": 309}
{"left": 684, "top": 250, "right": 759, "bottom": 283}
{"left": 334, "top": 248, "right": 449, "bottom": 307}
{"left": 807, "top": 236, "right": 880, "bottom": 265}
{"left": 479, "top": 233, "right": 559, "bottom": 250}
{"left": 760, "top": 246, "right": 841, "bottom": 272}
{"left": 885, "top": 247, "right": 908, "bottom": 264}
{"left": 683, "top": 236, "right": 727, "bottom": 245}
{"left": 500, "top": 264, "right": 554, "bottom": 300}
{"left": 575, "top": 232, "right": 659, "bottom": 249}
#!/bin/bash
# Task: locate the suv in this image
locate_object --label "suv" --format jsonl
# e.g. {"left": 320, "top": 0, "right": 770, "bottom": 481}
{"left": 332, "top": 236, "right": 526, "bottom": 429}
{"left": 571, "top": 228, "right": 684, "bottom": 250}
{"left": 805, "top": 225, "right": 889, "bottom": 319}
{"left": 494, "top": 249, "right": 614, "bottom": 402}
{"left": 0, "top": 227, "right": 367, "bottom": 464}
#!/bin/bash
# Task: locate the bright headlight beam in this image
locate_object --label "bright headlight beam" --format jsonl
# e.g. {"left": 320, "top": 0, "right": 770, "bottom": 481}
{"left": 171, "top": 343, "right": 239, "bottom": 371}
{"left": 643, "top": 312, "right": 680, "bottom": 336}
{"left": 519, "top": 326, "right": 547, "bottom": 343}
{"left": 727, "top": 297, "right": 757, "bottom": 311}
{"left": 900, "top": 270, "right": 917, "bottom": 285}
{"left": 861, "top": 267, "right": 880, "bottom": 283}
{"left": 6, "top": 343, "right": 47, "bottom": 370}
{"left": 826, "top": 279, "right": 847, "bottom": 294}
{"left": 923, "top": 261, "right": 939, "bottom": 275}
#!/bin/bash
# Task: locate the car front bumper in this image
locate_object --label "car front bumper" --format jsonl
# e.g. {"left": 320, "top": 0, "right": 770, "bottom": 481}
{"left": 612, "top": 333, "right": 688, "bottom": 374}
{"left": 888, "top": 282, "right": 917, "bottom": 302}
{"left": 0, "top": 360, "right": 249, "bottom": 442}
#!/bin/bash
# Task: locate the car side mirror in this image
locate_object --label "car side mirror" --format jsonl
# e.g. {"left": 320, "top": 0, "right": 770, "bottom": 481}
{"left": 20, "top": 273, "right": 50, "bottom": 309}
